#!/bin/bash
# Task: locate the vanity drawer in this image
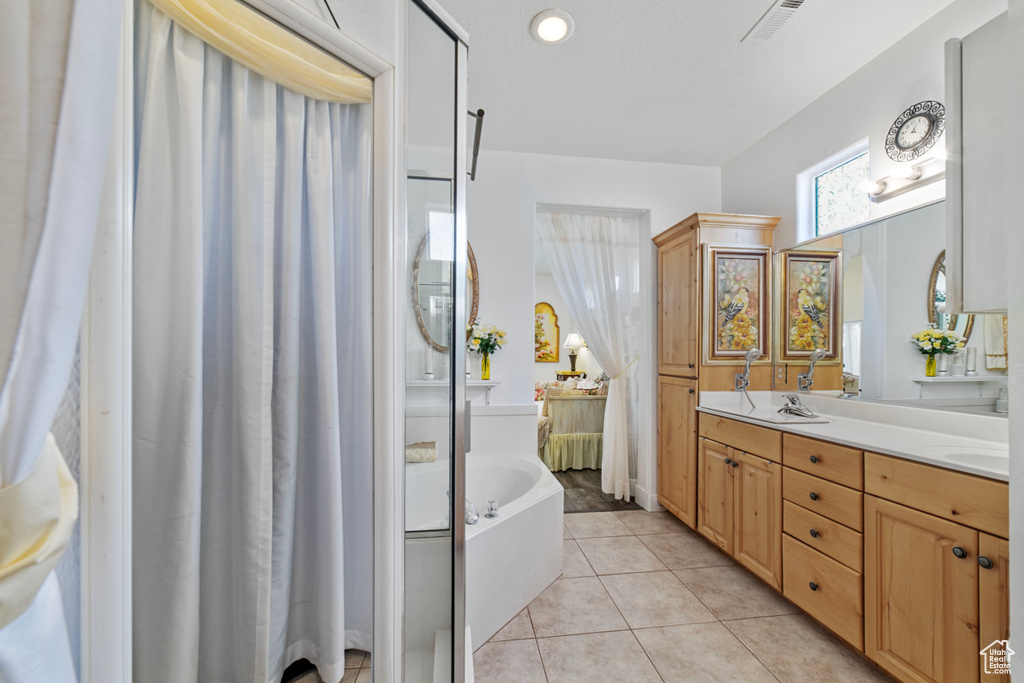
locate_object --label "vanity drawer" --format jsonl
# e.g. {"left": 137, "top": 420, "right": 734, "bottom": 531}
{"left": 864, "top": 452, "right": 1008, "bottom": 538}
{"left": 783, "top": 534, "right": 864, "bottom": 650}
{"left": 784, "top": 468, "right": 863, "bottom": 532}
{"left": 783, "top": 500, "right": 862, "bottom": 572}
{"left": 698, "top": 413, "right": 782, "bottom": 463}
{"left": 783, "top": 434, "right": 863, "bottom": 490}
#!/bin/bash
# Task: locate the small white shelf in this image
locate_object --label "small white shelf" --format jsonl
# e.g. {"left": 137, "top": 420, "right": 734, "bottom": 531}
{"left": 911, "top": 375, "right": 1006, "bottom": 398}
{"left": 911, "top": 376, "right": 1007, "bottom": 383}
{"left": 406, "top": 379, "right": 501, "bottom": 405}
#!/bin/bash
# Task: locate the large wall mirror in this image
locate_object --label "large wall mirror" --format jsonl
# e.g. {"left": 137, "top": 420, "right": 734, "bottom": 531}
{"left": 776, "top": 200, "right": 1007, "bottom": 401}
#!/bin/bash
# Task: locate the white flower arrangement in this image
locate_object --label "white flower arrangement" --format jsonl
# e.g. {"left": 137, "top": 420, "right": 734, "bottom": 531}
{"left": 467, "top": 322, "right": 507, "bottom": 356}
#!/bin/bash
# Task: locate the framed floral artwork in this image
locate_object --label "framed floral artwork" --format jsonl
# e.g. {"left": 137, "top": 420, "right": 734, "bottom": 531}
{"left": 535, "top": 302, "right": 560, "bottom": 362}
{"left": 778, "top": 250, "right": 842, "bottom": 361}
{"left": 703, "top": 245, "right": 771, "bottom": 363}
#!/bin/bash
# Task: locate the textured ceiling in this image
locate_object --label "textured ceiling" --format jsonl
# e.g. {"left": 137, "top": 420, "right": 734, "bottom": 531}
{"left": 436, "top": 0, "right": 959, "bottom": 166}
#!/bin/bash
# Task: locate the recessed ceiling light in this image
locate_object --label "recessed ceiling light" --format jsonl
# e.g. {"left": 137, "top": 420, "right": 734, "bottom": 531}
{"left": 530, "top": 9, "right": 575, "bottom": 44}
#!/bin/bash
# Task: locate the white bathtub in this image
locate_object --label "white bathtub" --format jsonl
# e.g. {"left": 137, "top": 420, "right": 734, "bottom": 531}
{"left": 405, "top": 455, "right": 564, "bottom": 652}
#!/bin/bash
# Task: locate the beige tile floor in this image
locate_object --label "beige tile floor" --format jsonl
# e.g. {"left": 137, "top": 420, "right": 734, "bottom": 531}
{"left": 474, "top": 511, "right": 894, "bottom": 683}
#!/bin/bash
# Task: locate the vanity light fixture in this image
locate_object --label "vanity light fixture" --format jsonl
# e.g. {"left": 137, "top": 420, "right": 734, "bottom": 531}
{"left": 530, "top": 9, "right": 575, "bottom": 44}
{"left": 860, "top": 152, "right": 946, "bottom": 203}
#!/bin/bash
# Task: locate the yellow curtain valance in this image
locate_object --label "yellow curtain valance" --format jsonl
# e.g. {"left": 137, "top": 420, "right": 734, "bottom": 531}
{"left": 149, "top": 0, "right": 372, "bottom": 104}
{"left": 0, "top": 434, "right": 78, "bottom": 630}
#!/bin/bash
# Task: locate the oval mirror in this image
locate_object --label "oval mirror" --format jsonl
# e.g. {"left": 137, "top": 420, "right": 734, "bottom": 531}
{"left": 412, "top": 235, "right": 479, "bottom": 353}
{"left": 928, "top": 250, "right": 974, "bottom": 342}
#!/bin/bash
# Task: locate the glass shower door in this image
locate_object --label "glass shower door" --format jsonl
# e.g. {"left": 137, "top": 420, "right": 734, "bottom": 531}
{"left": 404, "top": 2, "right": 468, "bottom": 681}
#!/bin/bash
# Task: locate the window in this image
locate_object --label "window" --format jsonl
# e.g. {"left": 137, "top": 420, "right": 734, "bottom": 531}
{"left": 814, "top": 152, "right": 869, "bottom": 236}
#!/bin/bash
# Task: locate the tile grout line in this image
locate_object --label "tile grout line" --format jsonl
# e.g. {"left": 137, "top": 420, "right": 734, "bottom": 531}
{"left": 719, "top": 618, "right": 786, "bottom": 682}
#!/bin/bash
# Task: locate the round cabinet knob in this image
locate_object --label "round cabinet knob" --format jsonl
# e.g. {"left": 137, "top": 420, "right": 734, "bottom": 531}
{"left": 952, "top": 546, "right": 967, "bottom": 559}
{"left": 978, "top": 556, "right": 994, "bottom": 570}
{"left": 809, "top": 529, "right": 820, "bottom": 538}
{"left": 724, "top": 458, "right": 732, "bottom": 466}
{"left": 809, "top": 582, "right": 818, "bottom": 591}
{"left": 809, "top": 492, "right": 819, "bottom": 501}
{"left": 688, "top": 363, "right": 695, "bottom": 368}
{"left": 688, "top": 388, "right": 695, "bottom": 394}
{"left": 730, "top": 460, "right": 739, "bottom": 468}
{"left": 809, "top": 455, "right": 819, "bottom": 464}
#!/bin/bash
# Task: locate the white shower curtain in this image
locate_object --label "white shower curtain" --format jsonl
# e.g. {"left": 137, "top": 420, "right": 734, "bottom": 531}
{"left": 132, "top": 6, "right": 373, "bottom": 683}
{"left": 0, "top": 0, "right": 121, "bottom": 681}
{"left": 536, "top": 211, "right": 641, "bottom": 501}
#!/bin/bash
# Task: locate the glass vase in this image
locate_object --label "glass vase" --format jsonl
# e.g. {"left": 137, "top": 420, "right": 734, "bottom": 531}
{"left": 481, "top": 352, "right": 490, "bottom": 380}
{"left": 925, "top": 355, "right": 936, "bottom": 377}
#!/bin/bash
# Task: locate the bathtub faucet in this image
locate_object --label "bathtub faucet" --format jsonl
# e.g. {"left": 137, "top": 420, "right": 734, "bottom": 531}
{"left": 465, "top": 499, "right": 480, "bottom": 525}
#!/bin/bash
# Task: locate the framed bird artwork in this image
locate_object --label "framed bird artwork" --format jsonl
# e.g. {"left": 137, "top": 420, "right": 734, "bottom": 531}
{"left": 703, "top": 244, "right": 771, "bottom": 363}
{"left": 778, "top": 250, "right": 842, "bottom": 362}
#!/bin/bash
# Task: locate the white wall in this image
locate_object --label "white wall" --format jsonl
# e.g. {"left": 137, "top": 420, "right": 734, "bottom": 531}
{"left": 466, "top": 149, "right": 720, "bottom": 507}
{"left": 721, "top": 0, "right": 1006, "bottom": 250}
{"left": 533, "top": 273, "right": 602, "bottom": 382}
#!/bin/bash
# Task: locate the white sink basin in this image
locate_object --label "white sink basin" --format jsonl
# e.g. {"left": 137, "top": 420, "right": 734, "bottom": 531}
{"left": 922, "top": 445, "right": 1008, "bottom": 471}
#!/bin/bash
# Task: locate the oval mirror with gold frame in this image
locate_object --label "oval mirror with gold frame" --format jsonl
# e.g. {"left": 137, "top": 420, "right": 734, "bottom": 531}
{"left": 928, "top": 250, "right": 974, "bottom": 342}
{"left": 412, "top": 235, "right": 479, "bottom": 353}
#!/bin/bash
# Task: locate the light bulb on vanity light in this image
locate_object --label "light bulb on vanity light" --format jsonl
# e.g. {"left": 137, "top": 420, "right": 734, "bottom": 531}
{"left": 859, "top": 179, "right": 886, "bottom": 196}
{"left": 890, "top": 164, "right": 922, "bottom": 181}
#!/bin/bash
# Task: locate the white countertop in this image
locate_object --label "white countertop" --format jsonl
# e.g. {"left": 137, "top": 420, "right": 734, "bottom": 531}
{"left": 697, "top": 391, "right": 1009, "bottom": 481}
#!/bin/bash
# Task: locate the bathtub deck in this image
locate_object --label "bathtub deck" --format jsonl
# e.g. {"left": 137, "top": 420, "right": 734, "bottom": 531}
{"left": 552, "top": 468, "right": 642, "bottom": 513}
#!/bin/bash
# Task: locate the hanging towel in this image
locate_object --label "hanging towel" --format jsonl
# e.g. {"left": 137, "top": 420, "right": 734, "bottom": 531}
{"left": 985, "top": 315, "right": 1008, "bottom": 370}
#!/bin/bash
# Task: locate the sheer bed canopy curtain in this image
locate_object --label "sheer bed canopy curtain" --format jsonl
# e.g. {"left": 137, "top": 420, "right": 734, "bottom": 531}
{"left": 132, "top": 2, "right": 373, "bottom": 683}
{"left": 0, "top": 0, "right": 121, "bottom": 681}
{"left": 536, "top": 211, "right": 642, "bottom": 501}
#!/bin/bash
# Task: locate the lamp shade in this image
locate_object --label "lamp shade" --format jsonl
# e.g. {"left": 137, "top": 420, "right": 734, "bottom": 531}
{"left": 564, "top": 333, "right": 584, "bottom": 350}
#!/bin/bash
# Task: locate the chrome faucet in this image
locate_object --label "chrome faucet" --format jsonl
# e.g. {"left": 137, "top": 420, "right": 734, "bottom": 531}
{"left": 485, "top": 500, "right": 499, "bottom": 519}
{"left": 465, "top": 499, "right": 480, "bottom": 525}
{"left": 777, "top": 393, "right": 819, "bottom": 418}
{"left": 734, "top": 347, "right": 759, "bottom": 410}
{"left": 798, "top": 349, "right": 827, "bottom": 393}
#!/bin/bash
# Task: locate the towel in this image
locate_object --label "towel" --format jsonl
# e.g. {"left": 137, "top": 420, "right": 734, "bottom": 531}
{"left": 405, "top": 441, "right": 437, "bottom": 463}
{"left": 984, "top": 315, "right": 1008, "bottom": 370}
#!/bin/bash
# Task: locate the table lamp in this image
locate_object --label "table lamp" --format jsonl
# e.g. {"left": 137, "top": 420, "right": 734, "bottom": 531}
{"left": 564, "top": 333, "right": 584, "bottom": 373}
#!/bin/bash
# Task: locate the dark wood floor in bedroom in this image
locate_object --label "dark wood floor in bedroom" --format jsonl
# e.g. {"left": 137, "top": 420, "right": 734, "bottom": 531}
{"left": 552, "top": 468, "right": 643, "bottom": 513}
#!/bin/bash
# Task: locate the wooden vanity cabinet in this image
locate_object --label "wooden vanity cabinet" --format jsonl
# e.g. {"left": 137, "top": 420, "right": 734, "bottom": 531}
{"left": 864, "top": 495, "right": 980, "bottom": 683}
{"left": 654, "top": 214, "right": 777, "bottom": 530}
{"left": 692, "top": 416, "right": 1011, "bottom": 683}
{"left": 863, "top": 452, "right": 1011, "bottom": 683}
{"left": 978, "top": 534, "right": 1010, "bottom": 683}
{"left": 657, "top": 228, "right": 700, "bottom": 377}
{"left": 697, "top": 431, "right": 783, "bottom": 591}
{"left": 657, "top": 376, "right": 698, "bottom": 526}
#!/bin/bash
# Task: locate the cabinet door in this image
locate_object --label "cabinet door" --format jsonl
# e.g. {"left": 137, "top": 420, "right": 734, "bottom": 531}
{"left": 978, "top": 533, "right": 1010, "bottom": 682}
{"left": 865, "top": 495, "right": 979, "bottom": 683}
{"left": 657, "top": 376, "right": 698, "bottom": 527}
{"left": 697, "top": 438, "right": 732, "bottom": 554}
{"left": 733, "top": 451, "right": 782, "bottom": 590}
{"left": 658, "top": 229, "right": 699, "bottom": 377}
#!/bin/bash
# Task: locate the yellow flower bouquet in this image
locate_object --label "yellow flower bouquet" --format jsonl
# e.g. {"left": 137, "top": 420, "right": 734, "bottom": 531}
{"left": 910, "top": 327, "right": 964, "bottom": 356}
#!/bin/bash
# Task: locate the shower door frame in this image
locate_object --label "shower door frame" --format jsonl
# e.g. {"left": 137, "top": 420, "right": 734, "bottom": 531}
{"left": 80, "top": 1, "right": 404, "bottom": 681}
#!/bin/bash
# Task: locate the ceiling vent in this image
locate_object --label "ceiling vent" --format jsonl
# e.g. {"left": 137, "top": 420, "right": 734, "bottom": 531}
{"left": 741, "top": 0, "right": 808, "bottom": 43}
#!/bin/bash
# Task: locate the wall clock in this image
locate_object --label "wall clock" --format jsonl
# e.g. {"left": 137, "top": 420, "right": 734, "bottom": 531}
{"left": 885, "top": 100, "right": 945, "bottom": 162}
